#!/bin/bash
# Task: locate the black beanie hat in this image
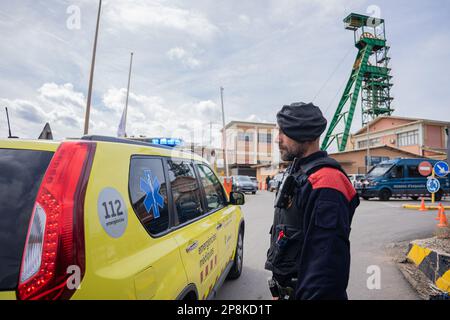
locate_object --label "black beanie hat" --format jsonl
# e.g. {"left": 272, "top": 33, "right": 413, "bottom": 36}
{"left": 276, "top": 102, "right": 327, "bottom": 142}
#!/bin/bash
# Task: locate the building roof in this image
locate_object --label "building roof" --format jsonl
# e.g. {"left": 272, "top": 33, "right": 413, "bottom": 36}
{"left": 329, "top": 144, "right": 423, "bottom": 158}
{"left": 353, "top": 116, "right": 450, "bottom": 136}
{"left": 225, "top": 120, "right": 277, "bottom": 130}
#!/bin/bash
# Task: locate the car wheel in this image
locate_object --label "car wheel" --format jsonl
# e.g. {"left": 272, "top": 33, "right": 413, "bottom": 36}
{"left": 252, "top": 191, "right": 256, "bottom": 195}
{"left": 435, "top": 190, "right": 443, "bottom": 202}
{"left": 362, "top": 197, "right": 370, "bottom": 201}
{"left": 379, "top": 189, "right": 391, "bottom": 201}
{"left": 227, "top": 228, "right": 244, "bottom": 280}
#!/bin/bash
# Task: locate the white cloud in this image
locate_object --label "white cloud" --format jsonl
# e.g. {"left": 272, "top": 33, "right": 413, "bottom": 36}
{"left": 1, "top": 83, "right": 86, "bottom": 139}
{"left": 1, "top": 82, "right": 222, "bottom": 144}
{"left": 100, "top": 87, "right": 221, "bottom": 143}
{"left": 245, "top": 114, "right": 265, "bottom": 123}
{"left": 105, "top": 0, "right": 218, "bottom": 41}
{"left": 167, "top": 47, "right": 201, "bottom": 69}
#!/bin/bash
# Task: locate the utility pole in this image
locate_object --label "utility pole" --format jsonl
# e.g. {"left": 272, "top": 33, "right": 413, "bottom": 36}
{"left": 84, "top": 0, "right": 102, "bottom": 135}
{"left": 220, "top": 87, "right": 229, "bottom": 177}
{"left": 209, "top": 121, "right": 213, "bottom": 147}
{"left": 123, "top": 52, "right": 134, "bottom": 136}
{"left": 366, "top": 121, "right": 371, "bottom": 174}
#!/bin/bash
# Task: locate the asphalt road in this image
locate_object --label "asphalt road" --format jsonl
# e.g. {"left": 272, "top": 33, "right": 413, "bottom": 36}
{"left": 215, "top": 190, "right": 449, "bottom": 300}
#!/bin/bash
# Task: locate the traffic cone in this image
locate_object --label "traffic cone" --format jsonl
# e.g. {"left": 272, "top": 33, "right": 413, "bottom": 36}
{"left": 437, "top": 207, "right": 449, "bottom": 228}
{"left": 435, "top": 204, "right": 443, "bottom": 221}
{"left": 419, "top": 198, "right": 428, "bottom": 211}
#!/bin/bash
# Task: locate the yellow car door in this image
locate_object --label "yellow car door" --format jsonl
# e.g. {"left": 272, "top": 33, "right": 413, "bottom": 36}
{"left": 127, "top": 155, "right": 189, "bottom": 299}
{"left": 166, "top": 159, "right": 220, "bottom": 299}
{"left": 195, "top": 163, "right": 236, "bottom": 272}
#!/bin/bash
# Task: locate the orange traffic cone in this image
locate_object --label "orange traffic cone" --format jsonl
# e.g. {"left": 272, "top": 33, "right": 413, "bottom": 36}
{"left": 437, "top": 207, "right": 449, "bottom": 228}
{"left": 435, "top": 204, "right": 443, "bottom": 221}
{"left": 419, "top": 198, "right": 428, "bottom": 211}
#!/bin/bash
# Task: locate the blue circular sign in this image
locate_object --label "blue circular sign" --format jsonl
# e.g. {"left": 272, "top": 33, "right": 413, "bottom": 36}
{"left": 434, "top": 161, "right": 449, "bottom": 177}
{"left": 427, "top": 178, "right": 441, "bottom": 194}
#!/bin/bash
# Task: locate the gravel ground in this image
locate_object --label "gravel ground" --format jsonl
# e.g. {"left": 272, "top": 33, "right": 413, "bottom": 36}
{"left": 412, "top": 237, "right": 450, "bottom": 255}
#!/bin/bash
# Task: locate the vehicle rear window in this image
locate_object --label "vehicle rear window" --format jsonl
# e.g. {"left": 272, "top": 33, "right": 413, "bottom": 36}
{"left": 0, "top": 148, "right": 54, "bottom": 290}
{"left": 129, "top": 157, "right": 170, "bottom": 235}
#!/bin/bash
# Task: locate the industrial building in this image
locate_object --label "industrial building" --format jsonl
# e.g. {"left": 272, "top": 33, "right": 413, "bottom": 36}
{"left": 330, "top": 116, "right": 449, "bottom": 174}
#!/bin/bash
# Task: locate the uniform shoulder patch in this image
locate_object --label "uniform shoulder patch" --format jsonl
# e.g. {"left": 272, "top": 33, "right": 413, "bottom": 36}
{"left": 308, "top": 167, "right": 356, "bottom": 202}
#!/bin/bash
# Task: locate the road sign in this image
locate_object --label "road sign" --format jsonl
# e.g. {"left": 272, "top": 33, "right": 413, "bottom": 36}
{"left": 434, "top": 161, "right": 449, "bottom": 177}
{"left": 418, "top": 161, "right": 433, "bottom": 177}
{"left": 427, "top": 177, "right": 441, "bottom": 194}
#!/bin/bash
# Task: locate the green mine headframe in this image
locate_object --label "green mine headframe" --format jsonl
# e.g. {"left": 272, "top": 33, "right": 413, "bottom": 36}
{"left": 321, "top": 13, "right": 394, "bottom": 152}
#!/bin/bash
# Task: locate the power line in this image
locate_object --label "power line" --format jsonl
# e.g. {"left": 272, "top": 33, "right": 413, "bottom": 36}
{"left": 312, "top": 47, "right": 353, "bottom": 103}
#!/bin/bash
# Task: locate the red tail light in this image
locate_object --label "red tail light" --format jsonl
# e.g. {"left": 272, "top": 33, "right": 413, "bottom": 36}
{"left": 18, "top": 141, "right": 96, "bottom": 300}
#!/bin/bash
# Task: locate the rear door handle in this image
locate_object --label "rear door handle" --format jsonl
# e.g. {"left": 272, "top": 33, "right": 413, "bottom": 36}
{"left": 186, "top": 241, "right": 198, "bottom": 253}
{"left": 216, "top": 223, "right": 223, "bottom": 230}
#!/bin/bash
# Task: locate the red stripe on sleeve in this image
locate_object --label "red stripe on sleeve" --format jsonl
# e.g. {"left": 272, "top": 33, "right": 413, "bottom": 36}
{"left": 308, "top": 167, "right": 356, "bottom": 202}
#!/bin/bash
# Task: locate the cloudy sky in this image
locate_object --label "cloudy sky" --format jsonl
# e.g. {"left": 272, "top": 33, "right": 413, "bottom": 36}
{"left": 0, "top": 0, "right": 449, "bottom": 148}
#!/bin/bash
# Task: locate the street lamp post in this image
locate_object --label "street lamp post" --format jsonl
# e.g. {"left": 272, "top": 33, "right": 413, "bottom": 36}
{"left": 84, "top": 0, "right": 102, "bottom": 135}
{"left": 366, "top": 121, "right": 371, "bottom": 174}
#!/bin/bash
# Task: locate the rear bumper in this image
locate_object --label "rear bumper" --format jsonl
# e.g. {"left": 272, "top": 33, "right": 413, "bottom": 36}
{"left": 0, "top": 291, "right": 16, "bottom": 300}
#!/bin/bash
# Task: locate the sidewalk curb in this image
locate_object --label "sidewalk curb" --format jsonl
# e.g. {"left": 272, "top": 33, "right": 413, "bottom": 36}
{"left": 406, "top": 241, "right": 450, "bottom": 293}
{"left": 402, "top": 205, "right": 450, "bottom": 210}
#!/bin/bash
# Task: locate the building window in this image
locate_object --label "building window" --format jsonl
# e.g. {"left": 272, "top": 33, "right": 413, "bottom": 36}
{"left": 238, "top": 132, "right": 253, "bottom": 141}
{"left": 397, "top": 130, "right": 419, "bottom": 147}
{"left": 258, "top": 133, "right": 272, "bottom": 143}
{"left": 358, "top": 137, "right": 380, "bottom": 149}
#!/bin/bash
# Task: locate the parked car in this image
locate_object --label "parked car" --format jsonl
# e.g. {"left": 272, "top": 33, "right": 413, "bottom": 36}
{"left": 249, "top": 177, "right": 258, "bottom": 191}
{"left": 356, "top": 158, "right": 450, "bottom": 201}
{"left": 232, "top": 175, "right": 257, "bottom": 194}
{"left": 269, "top": 173, "right": 284, "bottom": 192}
{"left": 0, "top": 136, "right": 245, "bottom": 300}
{"left": 348, "top": 174, "right": 366, "bottom": 188}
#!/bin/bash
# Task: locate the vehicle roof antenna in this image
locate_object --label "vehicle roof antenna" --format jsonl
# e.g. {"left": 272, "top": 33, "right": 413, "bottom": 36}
{"left": 5, "top": 107, "right": 18, "bottom": 139}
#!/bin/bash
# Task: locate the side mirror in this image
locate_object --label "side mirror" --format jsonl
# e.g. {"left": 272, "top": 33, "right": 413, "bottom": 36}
{"left": 230, "top": 192, "right": 245, "bottom": 206}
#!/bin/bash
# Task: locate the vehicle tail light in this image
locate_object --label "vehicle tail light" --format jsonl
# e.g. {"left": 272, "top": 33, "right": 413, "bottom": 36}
{"left": 17, "top": 141, "right": 96, "bottom": 300}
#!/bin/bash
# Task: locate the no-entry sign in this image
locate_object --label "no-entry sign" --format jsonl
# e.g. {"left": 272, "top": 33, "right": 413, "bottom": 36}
{"left": 418, "top": 161, "right": 433, "bottom": 177}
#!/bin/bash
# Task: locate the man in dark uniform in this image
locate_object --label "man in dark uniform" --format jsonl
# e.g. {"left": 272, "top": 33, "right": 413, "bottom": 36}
{"left": 265, "top": 175, "right": 272, "bottom": 190}
{"left": 265, "top": 102, "right": 359, "bottom": 300}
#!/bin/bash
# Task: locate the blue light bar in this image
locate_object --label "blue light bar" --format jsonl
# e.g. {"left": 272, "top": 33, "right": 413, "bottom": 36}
{"left": 151, "top": 137, "right": 183, "bottom": 147}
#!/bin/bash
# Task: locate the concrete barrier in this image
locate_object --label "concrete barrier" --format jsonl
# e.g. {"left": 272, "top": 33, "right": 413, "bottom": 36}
{"left": 406, "top": 239, "right": 450, "bottom": 293}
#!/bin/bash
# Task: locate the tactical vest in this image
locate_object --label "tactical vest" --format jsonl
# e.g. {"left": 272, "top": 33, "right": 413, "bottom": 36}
{"left": 265, "top": 156, "right": 346, "bottom": 277}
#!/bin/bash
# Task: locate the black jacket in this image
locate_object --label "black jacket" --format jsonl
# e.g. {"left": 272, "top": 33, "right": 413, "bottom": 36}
{"left": 267, "top": 151, "right": 359, "bottom": 300}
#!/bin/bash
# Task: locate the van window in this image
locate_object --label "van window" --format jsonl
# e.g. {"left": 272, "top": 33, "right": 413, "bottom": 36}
{"left": 367, "top": 163, "right": 393, "bottom": 177}
{"left": 196, "top": 163, "right": 227, "bottom": 212}
{"left": 0, "top": 148, "right": 54, "bottom": 290}
{"left": 407, "top": 165, "right": 422, "bottom": 178}
{"left": 129, "top": 157, "right": 170, "bottom": 235}
{"left": 391, "top": 165, "right": 404, "bottom": 178}
{"left": 167, "top": 160, "right": 204, "bottom": 225}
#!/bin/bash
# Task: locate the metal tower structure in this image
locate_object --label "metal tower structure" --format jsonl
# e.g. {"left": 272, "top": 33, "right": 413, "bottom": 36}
{"left": 321, "top": 13, "right": 394, "bottom": 152}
